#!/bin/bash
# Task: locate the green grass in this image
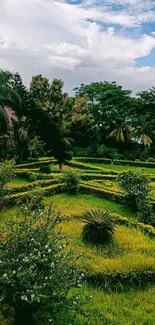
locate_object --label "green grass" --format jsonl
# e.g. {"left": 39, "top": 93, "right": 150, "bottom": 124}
{"left": 93, "top": 163, "right": 155, "bottom": 175}
{"left": 83, "top": 284, "right": 155, "bottom": 325}
{"left": 43, "top": 193, "right": 136, "bottom": 219}
{"left": 8, "top": 177, "right": 30, "bottom": 187}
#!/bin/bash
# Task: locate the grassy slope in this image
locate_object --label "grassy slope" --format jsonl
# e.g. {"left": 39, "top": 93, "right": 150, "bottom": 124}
{"left": 93, "top": 163, "right": 155, "bottom": 175}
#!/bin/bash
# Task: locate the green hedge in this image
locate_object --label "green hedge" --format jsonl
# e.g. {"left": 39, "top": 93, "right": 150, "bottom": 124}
{"left": 114, "top": 159, "right": 155, "bottom": 168}
{"left": 74, "top": 157, "right": 112, "bottom": 164}
{"left": 14, "top": 159, "right": 57, "bottom": 169}
{"left": 81, "top": 174, "right": 116, "bottom": 181}
{"left": 66, "top": 160, "right": 105, "bottom": 171}
{"left": 6, "top": 179, "right": 61, "bottom": 195}
{"left": 80, "top": 183, "right": 125, "bottom": 203}
{"left": 4, "top": 184, "right": 64, "bottom": 206}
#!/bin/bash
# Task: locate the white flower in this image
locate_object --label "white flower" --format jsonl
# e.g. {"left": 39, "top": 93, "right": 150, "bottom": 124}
{"left": 45, "top": 277, "right": 48, "bottom": 280}
{"left": 81, "top": 273, "right": 85, "bottom": 277}
{"left": 50, "top": 262, "right": 55, "bottom": 268}
{"left": 48, "top": 249, "right": 52, "bottom": 253}
{"left": 45, "top": 245, "right": 48, "bottom": 249}
{"left": 77, "top": 284, "right": 81, "bottom": 288}
{"left": 12, "top": 270, "right": 16, "bottom": 275}
{"left": 3, "top": 273, "right": 7, "bottom": 279}
{"left": 73, "top": 301, "right": 77, "bottom": 305}
{"left": 31, "top": 294, "right": 35, "bottom": 299}
{"left": 25, "top": 207, "right": 28, "bottom": 210}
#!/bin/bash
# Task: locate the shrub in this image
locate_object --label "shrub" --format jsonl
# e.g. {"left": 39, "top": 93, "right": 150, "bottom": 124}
{"left": 81, "top": 209, "right": 115, "bottom": 245}
{"left": 63, "top": 171, "right": 80, "bottom": 195}
{"left": 0, "top": 199, "right": 88, "bottom": 325}
{"left": 40, "top": 164, "right": 51, "bottom": 174}
{"left": 0, "top": 160, "right": 14, "bottom": 209}
{"left": 118, "top": 171, "right": 150, "bottom": 210}
{"left": 137, "top": 200, "right": 155, "bottom": 227}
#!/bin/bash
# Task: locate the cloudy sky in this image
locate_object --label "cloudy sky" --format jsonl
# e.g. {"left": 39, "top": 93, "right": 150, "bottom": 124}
{"left": 1, "top": 0, "right": 155, "bottom": 93}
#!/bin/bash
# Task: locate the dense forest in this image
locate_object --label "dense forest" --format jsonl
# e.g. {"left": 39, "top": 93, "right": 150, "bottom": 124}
{"left": 0, "top": 69, "right": 155, "bottom": 164}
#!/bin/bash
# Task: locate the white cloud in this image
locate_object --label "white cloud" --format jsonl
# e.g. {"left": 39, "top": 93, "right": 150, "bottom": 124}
{"left": 0, "top": 0, "right": 155, "bottom": 94}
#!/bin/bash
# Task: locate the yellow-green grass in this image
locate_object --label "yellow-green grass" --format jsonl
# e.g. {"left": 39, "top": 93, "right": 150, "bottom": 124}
{"left": 0, "top": 194, "right": 136, "bottom": 228}
{"left": 57, "top": 220, "right": 155, "bottom": 276}
{"left": 82, "top": 283, "right": 155, "bottom": 325}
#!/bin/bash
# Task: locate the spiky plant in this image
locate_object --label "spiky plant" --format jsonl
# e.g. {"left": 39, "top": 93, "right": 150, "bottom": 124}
{"left": 81, "top": 209, "right": 115, "bottom": 245}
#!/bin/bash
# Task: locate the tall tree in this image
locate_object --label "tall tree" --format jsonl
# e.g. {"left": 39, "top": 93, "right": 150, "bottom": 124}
{"left": 0, "top": 70, "right": 21, "bottom": 135}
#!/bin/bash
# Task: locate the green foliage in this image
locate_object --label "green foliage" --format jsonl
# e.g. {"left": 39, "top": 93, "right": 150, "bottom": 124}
{"left": 137, "top": 199, "right": 155, "bottom": 227}
{"left": 0, "top": 160, "right": 14, "bottom": 208}
{"left": 0, "top": 198, "right": 89, "bottom": 325}
{"left": 63, "top": 171, "right": 80, "bottom": 195}
{"left": 118, "top": 171, "right": 150, "bottom": 209}
{"left": 40, "top": 163, "right": 51, "bottom": 174}
{"left": 81, "top": 209, "right": 115, "bottom": 245}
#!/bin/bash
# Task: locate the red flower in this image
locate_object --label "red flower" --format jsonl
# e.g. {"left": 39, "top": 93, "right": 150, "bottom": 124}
{"left": 2, "top": 206, "right": 6, "bottom": 210}
{"left": 40, "top": 192, "right": 44, "bottom": 198}
{"left": 21, "top": 195, "right": 26, "bottom": 199}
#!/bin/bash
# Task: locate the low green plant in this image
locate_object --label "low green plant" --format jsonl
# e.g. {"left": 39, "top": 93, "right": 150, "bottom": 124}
{"left": 81, "top": 209, "right": 115, "bottom": 245}
{"left": 137, "top": 199, "right": 155, "bottom": 227}
{"left": 118, "top": 171, "right": 150, "bottom": 210}
{"left": 0, "top": 198, "right": 90, "bottom": 325}
{"left": 63, "top": 171, "right": 80, "bottom": 195}
{"left": 40, "top": 164, "right": 51, "bottom": 174}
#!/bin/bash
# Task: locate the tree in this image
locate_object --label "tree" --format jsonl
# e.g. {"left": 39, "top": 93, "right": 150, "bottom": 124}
{"left": 133, "top": 115, "right": 153, "bottom": 147}
{"left": 107, "top": 119, "right": 133, "bottom": 144}
{"left": 70, "top": 96, "right": 94, "bottom": 146}
{"left": 0, "top": 70, "right": 21, "bottom": 135}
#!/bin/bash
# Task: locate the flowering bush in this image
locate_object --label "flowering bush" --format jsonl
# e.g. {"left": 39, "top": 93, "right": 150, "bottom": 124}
{"left": 63, "top": 171, "right": 80, "bottom": 195}
{"left": 118, "top": 171, "right": 150, "bottom": 210}
{"left": 0, "top": 160, "right": 14, "bottom": 209}
{"left": 0, "top": 199, "right": 89, "bottom": 325}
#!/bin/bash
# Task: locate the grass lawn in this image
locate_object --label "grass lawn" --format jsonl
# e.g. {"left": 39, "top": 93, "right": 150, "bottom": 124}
{"left": 93, "top": 163, "right": 155, "bottom": 175}
{"left": 84, "top": 284, "right": 155, "bottom": 325}
{"left": 8, "top": 177, "right": 30, "bottom": 187}
{"left": 44, "top": 193, "right": 137, "bottom": 219}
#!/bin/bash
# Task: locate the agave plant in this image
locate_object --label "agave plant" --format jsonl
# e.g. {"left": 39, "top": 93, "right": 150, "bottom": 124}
{"left": 81, "top": 209, "right": 115, "bottom": 245}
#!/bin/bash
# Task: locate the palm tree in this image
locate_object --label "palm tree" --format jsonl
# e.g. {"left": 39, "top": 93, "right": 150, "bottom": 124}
{"left": 133, "top": 115, "right": 152, "bottom": 146}
{"left": 81, "top": 209, "right": 115, "bottom": 245}
{"left": 107, "top": 120, "right": 133, "bottom": 144}
{"left": 0, "top": 70, "right": 21, "bottom": 135}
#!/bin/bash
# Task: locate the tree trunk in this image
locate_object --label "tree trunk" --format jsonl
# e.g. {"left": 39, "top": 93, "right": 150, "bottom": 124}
{"left": 59, "top": 162, "right": 62, "bottom": 169}
{"left": 14, "top": 307, "right": 33, "bottom": 325}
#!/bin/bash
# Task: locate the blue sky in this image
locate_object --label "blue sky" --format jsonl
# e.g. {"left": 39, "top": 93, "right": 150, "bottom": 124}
{"left": 0, "top": 0, "right": 155, "bottom": 93}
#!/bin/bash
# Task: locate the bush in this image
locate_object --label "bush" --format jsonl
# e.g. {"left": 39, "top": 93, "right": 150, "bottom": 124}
{"left": 114, "top": 159, "right": 155, "bottom": 168}
{"left": 0, "top": 199, "right": 88, "bottom": 325}
{"left": 0, "top": 160, "right": 14, "bottom": 209}
{"left": 81, "top": 209, "right": 115, "bottom": 245}
{"left": 137, "top": 200, "right": 155, "bottom": 227}
{"left": 63, "top": 171, "right": 80, "bottom": 195}
{"left": 118, "top": 171, "right": 150, "bottom": 210}
{"left": 40, "top": 164, "right": 51, "bottom": 174}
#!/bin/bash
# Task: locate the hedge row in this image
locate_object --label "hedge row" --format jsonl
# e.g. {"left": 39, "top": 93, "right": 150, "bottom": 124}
{"left": 74, "top": 157, "right": 112, "bottom": 164}
{"left": 4, "top": 184, "right": 64, "bottom": 206}
{"left": 80, "top": 182, "right": 155, "bottom": 210}
{"left": 6, "top": 178, "right": 61, "bottom": 195}
{"left": 15, "top": 170, "right": 62, "bottom": 181}
{"left": 80, "top": 183, "right": 125, "bottom": 203}
{"left": 14, "top": 159, "right": 57, "bottom": 169}
{"left": 74, "top": 157, "right": 155, "bottom": 169}
{"left": 113, "top": 159, "right": 155, "bottom": 168}
{"left": 81, "top": 174, "right": 116, "bottom": 181}
{"left": 66, "top": 160, "right": 106, "bottom": 171}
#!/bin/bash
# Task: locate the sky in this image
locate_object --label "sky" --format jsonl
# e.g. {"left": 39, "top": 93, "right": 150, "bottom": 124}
{"left": 1, "top": 0, "right": 155, "bottom": 94}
